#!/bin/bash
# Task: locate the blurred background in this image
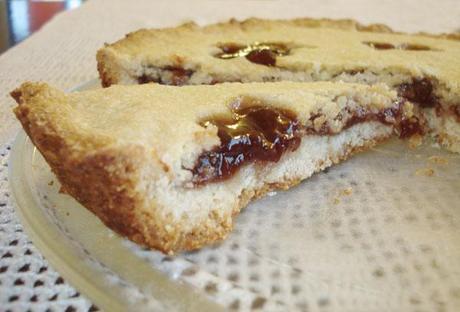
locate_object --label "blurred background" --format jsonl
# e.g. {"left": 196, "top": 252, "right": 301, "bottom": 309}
{"left": 0, "top": 0, "right": 85, "bottom": 53}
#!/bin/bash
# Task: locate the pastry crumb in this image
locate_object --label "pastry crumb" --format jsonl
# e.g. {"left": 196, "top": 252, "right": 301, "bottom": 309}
{"left": 415, "top": 167, "right": 435, "bottom": 177}
{"left": 408, "top": 135, "right": 423, "bottom": 149}
{"left": 333, "top": 187, "right": 353, "bottom": 204}
{"left": 428, "top": 155, "right": 448, "bottom": 165}
{"left": 339, "top": 187, "right": 353, "bottom": 196}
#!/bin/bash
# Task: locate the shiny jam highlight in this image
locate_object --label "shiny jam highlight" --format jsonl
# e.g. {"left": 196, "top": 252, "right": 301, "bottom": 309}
{"left": 215, "top": 42, "right": 290, "bottom": 66}
{"left": 192, "top": 105, "right": 301, "bottom": 184}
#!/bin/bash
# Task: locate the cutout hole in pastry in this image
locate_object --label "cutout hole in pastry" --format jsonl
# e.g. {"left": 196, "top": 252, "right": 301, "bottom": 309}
{"left": 363, "top": 41, "right": 434, "bottom": 51}
{"left": 214, "top": 42, "right": 292, "bottom": 66}
{"left": 193, "top": 98, "right": 301, "bottom": 184}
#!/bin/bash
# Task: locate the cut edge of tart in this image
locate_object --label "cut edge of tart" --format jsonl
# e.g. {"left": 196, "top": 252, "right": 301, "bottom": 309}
{"left": 11, "top": 81, "right": 423, "bottom": 253}
{"left": 96, "top": 17, "right": 460, "bottom": 153}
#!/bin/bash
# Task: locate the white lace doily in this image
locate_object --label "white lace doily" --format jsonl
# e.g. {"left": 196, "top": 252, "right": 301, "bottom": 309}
{"left": 0, "top": 142, "right": 96, "bottom": 311}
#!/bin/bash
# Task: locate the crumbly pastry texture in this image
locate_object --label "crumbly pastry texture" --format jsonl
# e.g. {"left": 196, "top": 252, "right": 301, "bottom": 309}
{"left": 96, "top": 17, "right": 460, "bottom": 152}
{"left": 13, "top": 81, "right": 401, "bottom": 253}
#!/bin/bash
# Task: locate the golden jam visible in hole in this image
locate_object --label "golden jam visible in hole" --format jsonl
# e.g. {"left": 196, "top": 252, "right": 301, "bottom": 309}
{"left": 215, "top": 42, "right": 290, "bottom": 66}
{"left": 192, "top": 104, "right": 301, "bottom": 184}
{"left": 363, "top": 41, "right": 433, "bottom": 51}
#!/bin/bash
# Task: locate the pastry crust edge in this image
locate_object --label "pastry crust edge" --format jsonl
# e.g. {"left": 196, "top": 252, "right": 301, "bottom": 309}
{"left": 96, "top": 17, "right": 460, "bottom": 87}
{"left": 11, "top": 83, "right": 391, "bottom": 254}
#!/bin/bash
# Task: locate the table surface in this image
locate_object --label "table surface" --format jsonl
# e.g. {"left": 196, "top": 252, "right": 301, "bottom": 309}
{"left": 0, "top": 0, "right": 459, "bottom": 311}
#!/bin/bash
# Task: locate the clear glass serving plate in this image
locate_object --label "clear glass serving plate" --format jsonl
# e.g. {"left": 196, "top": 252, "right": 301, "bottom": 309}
{"left": 9, "top": 79, "right": 460, "bottom": 311}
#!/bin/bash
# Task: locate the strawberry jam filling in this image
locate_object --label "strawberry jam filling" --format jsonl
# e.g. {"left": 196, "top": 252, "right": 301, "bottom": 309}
{"left": 138, "top": 66, "right": 193, "bottom": 86}
{"left": 192, "top": 97, "right": 427, "bottom": 185}
{"left": 398, "top": 78, "right": 438, "bottom": 108}
{"left": 363, "top": 41, "right": 432, "bottom": 51}
{"left": 192, "top": 105, "right": 301, "bottom": 184}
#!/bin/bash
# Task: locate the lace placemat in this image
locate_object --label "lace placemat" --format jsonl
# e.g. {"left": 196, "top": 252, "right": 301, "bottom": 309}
{"left": 0, "top": 141, "right": 96, "bottom": 311}
{"left": 0, "top": 0, "right": 459, "bottom": 310}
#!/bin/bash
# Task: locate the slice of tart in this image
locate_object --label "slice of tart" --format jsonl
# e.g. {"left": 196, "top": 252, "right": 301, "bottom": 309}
{"left": 96, "top": 18, "right": 460, "bottom": 152}
{"left": 12, "top": 81, "right": 416, "bottom": 253}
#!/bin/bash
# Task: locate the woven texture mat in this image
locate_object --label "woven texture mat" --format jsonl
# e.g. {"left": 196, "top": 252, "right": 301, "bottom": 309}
{"left": 1, "top": 0, "right": 459, "bottom": 310}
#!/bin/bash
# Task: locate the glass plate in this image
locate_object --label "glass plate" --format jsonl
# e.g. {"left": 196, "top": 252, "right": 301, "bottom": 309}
{"left": 9, "top": 79, "right": 460, "bottom": 311}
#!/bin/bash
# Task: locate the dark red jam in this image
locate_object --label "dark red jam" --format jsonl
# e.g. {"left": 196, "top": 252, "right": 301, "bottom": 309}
{"left": 245, "top": 49, "right": 277, "bottom": 66}
{"left": 376, "top": 102, "right": 425, "bottom": 138}
{"left": 306, "top": 101, "right": 424, "bottom": 139}
{"left": 192, "top": 100, "right": 426, "bottom": 185}
{"left": 215, "top": 42, "right": 290, "bottom": 66}
{"left": 220, "top": 43, "right": 245, "bottom": 54}
{"left": 169, "top": 67, "right": 193, "bottom": 85}
{"left": 452, "top": 105, "right": 460, "bottom": 122}
{"left": 397, "top": 78, "right": 438, "bottom": 108}
{"left": 364, "top": 42, "right": 395, "bottom": 50}
{"left": 364, "top": 42, "right": 432, "bottom": 51}
{"left": 138, "top": 66, "right": 193, "bottom": 86}
{"left": 192, "top": 105, "right": 301, "bottom": 184}
{"left": 138, "top": 74, "right": 155, "bottom": 84}
{"left": 400, "top": 43, "right": 432, "bottom": 51}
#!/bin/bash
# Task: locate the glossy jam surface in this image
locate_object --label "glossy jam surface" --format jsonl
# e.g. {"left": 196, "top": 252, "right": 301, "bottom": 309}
{"left": 215, "top": 42, "right": 290, "bottom": 66}
{"left": 363, "top": 42, "right": 432, "bottom": 51}
{"left": 245, "top": 49, "right": 278, "bottom": 66}
{"left": 192, "top": 105, "right": 301, "bottom": 184}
